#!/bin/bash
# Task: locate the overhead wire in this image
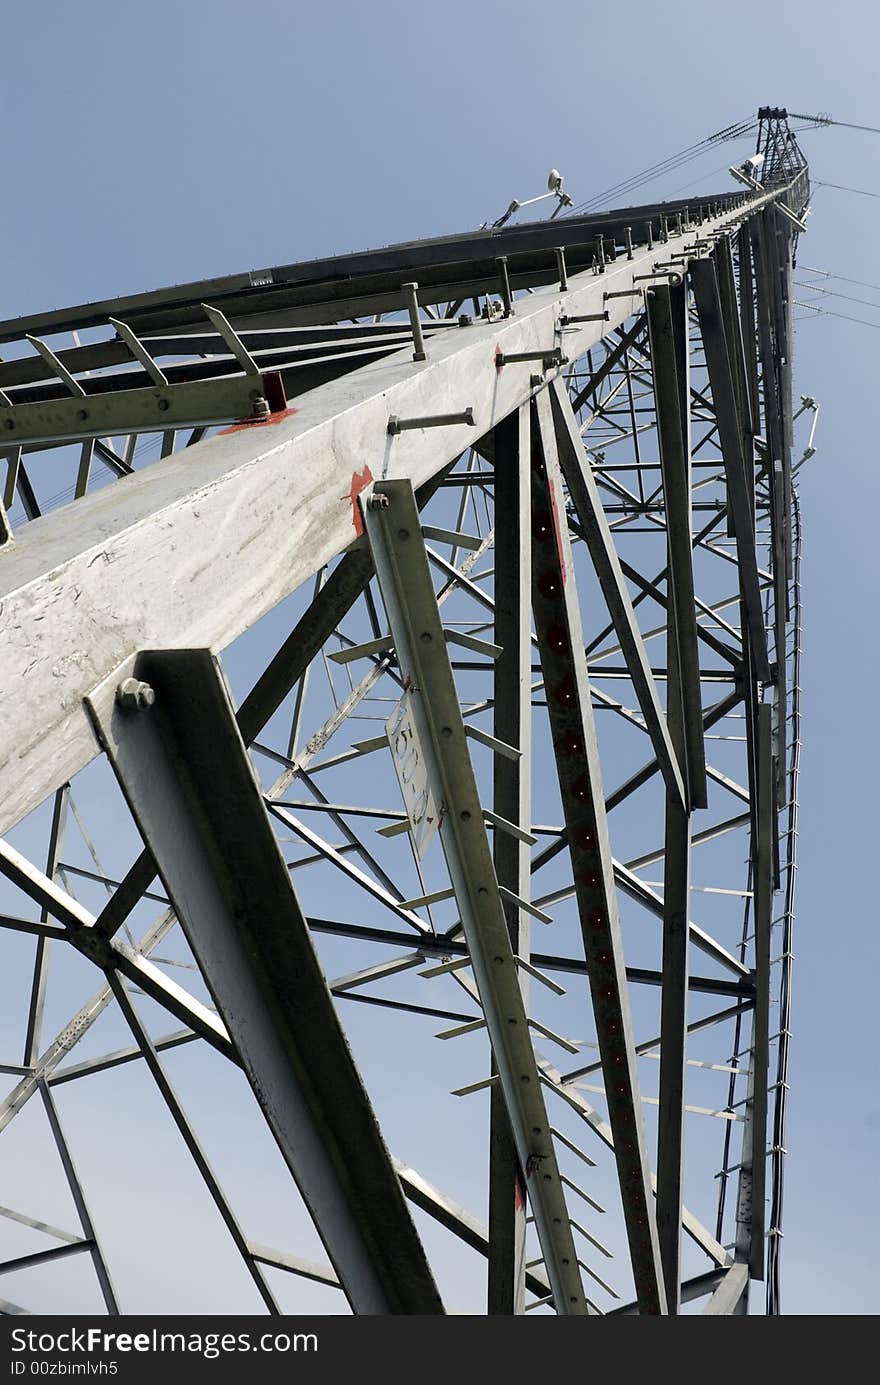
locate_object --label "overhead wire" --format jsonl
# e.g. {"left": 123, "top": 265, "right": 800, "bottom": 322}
{"left": 789, "top": 112, "right": 880, "bottom": 136}
{"left": 793, "top": 281, "right": 880, "bottom": 312}
{"left": 561, "top": 118, "right": 756, "bottom": 216}
{"left": 813, "top": 179, "right": 880, "bottom": 198}
{"left": 793, "top": 300, "right": 880, "bottom": 329}
{"left": 799, "top": 265, "right": 880, "bottom": 294}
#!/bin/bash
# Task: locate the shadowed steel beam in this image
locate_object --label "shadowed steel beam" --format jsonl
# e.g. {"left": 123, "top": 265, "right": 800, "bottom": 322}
{"left": 488, "top": 404, "right": 532, "bottom": 1315}
{"left": 550, "top": 379, "right": 686, "bottom": 812}
{"left": 735, "top": 702, "right": 773, "bottom": 1281}
{"left": 646, "top": 282, "right": 706, "bottom": 809}
{"left": 737, "top": 225, "right": 760, "bottom": 462}
{"left": 715, "top": 236, "right": 754, "bottom": 464}
{"left": 363, "top": 478, "right": 589, "bottom": 1316}
{"left": 690, "top": 257, "right": 770, "bottom": 681}
{"left": 85, "top": 648, "right": 444, "bottom": 1316}
{"left": 529, "top": 390, "right": 666, "bottom": 1315}
{"left": 655, "top": 592, "right": 691, "bottom": 1311}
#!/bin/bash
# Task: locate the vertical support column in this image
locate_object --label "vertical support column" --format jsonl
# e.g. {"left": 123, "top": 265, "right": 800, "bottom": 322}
{"left": 656, "top": 603, "right": 691, "bottom": 1313}
{"left": 715, "top": 235, "right": 754, "bottom": 531}
{"left": 646, "top": 282, "right": 707, "bottom": 808}
{"left": 652, "top": 276, "right": 693, "bottom": 1311}
{"left": 690, "top": 257, "right": 770, "bottom": 683}
{"left": 736, "top": 225, "right": 760, "bottom": 522}
{"left": 488, "top": 404, "right": 531, "bottom": 1315}
{"left": 735, "top": 703, "right": 773, "bottom": 1281}
{"left": 530, "top": 390, "right": 667, "bottom": 1315}
{"left": 750, "top": 216, "right": 784, "bottom": 477}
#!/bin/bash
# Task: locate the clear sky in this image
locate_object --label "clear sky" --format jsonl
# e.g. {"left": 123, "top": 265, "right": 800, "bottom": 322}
{"left": 1, "top": 0, "right": 877, "bottom": 1316}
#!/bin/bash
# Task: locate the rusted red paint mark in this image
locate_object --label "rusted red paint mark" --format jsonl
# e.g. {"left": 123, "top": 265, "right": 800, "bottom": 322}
{"left": 494, "top": 343, "right": 504, "bottom": 372}
{"left": 514, "top": 1169, "right": 527, "bottom": 1212}
{"left": 547, "top": 473, "right": 567, "bottom": 583}
{"left": 218, "top": 406, "right": 299, "bottom": 437}
{"left": 343, "top": 464, "right": 375, "bottom": 537}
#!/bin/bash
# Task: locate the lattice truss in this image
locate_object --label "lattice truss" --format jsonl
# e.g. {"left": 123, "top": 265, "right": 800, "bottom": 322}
{"left": 0, "top": 155, "right": 809, "bottom": 1316}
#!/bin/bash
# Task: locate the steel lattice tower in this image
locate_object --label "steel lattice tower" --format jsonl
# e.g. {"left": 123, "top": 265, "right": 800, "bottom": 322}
{"left": 0, "top": 109, "right": 809, "bottom": 1317}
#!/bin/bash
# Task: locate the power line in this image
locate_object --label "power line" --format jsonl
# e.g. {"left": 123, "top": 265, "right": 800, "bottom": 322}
{"left": 814, "top": 179, "right": 880, "bottom": 198}
{"left": 793, "top": 299, "right": 880, "bottom": 329}
{"left": 794, "top": 280, "right": 880, "bottom": 312}
{"left": 789, "top": 112, "right": 880, "bottom": 136}
{"left": 562, "top": 119, "right": 755, "bottom": 216}
{"left": 799, "top": 264, "right": 880, "bottom": 294}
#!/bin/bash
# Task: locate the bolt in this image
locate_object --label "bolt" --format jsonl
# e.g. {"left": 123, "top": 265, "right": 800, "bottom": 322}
{"left": 251, "top": 396, "right": 270, "bottom": 419}
{"left": 367, "top": 492, "right": 389, "bottom": 510}
{"left": 116, "top": 678, "right": 155, "bottom": 712}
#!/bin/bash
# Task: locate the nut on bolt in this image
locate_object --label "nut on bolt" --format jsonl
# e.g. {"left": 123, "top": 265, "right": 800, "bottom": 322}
{"left": 116, "top": 678, "right": 155, "bottom": 711}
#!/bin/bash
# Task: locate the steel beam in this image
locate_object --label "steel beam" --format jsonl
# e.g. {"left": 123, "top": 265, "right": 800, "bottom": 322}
{"left": 0, "top": 375, "right": 273, "bottom": 447}
{"left": 655, "top": 671, "right": 691, "bottom": 1311}
{"left": 645, "top": 282, "right": 706, "bottom": 809}
{"left": 701, "top": 1260, "right": 749, "bottom": 1315}
{"left": 362, "top": 479, "right": 589, "bottom": 1316}
{"left": 734, "top": 702, "right": 774, "bottom": 1281}
{"left": 549, "top": 379, "right": 686, "bottom": 811}
{"left": 529, "top": 390, "right": 666, "bottom": 1315}
{"left": 487, "top": 404, "right": 532, "bottom": 1315}
{"left": 690, "top": 257, "right": 770, "bottom": 681}
{"left": 85, "top": 648, "right": 444, "bottom": 1316}
{"left": 0, "top": 190, "right": 780, "bottom": 838}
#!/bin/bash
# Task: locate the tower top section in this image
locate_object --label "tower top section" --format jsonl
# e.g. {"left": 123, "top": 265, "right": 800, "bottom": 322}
{"left": 756, "top": 107, "right": 809, "bottom": 187}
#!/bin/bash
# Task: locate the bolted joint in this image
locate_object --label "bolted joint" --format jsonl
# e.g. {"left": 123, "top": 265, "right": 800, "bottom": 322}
{"left": 70, "top": 926, "right": 116, "bottom": 969}
{"left": 561, "top": 311, "right": 609, "bottom": 325}
{"left": 366, "top": 491, "right": 390, "bottom": 510}
{"left": 387, "top": 407, "right": 475, "bottom": 435}
{"left": 495, "top": 347, "right": 566, "bottom": 369}
{"left": 116, "top": 678, "right": 156, "bottom": 712}
{"left": 251, "top": 395, "right": 270, "bottom": 420}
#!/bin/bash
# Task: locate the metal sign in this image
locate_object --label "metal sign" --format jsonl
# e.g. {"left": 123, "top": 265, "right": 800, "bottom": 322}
{"left": 385, "top": 690, "right": 442, "bottom": 860}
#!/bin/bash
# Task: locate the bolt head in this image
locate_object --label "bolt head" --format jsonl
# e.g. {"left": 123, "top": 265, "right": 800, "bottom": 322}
{"left": 116, "top": 678, "right": 155, "bottom": 711}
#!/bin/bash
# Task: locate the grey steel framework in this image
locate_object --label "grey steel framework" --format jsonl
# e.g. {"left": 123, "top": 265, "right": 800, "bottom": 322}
{"left": 0, "top": 109, "right": 809, "bottom": 1315}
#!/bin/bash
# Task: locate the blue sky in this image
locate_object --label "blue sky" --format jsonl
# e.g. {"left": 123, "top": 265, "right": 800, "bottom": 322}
{"left": 1, "top": 0, "right": 878, "bottom": 1316}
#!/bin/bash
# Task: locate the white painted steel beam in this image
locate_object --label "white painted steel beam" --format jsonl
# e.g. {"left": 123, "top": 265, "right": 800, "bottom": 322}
{"left": 0, "top": 190, "right": 785, "bottom": 837}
